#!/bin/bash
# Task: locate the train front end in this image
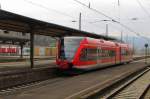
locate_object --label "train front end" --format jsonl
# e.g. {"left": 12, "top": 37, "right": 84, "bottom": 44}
{"left": 56, "top": 37, "right": 83, "bottom": 70}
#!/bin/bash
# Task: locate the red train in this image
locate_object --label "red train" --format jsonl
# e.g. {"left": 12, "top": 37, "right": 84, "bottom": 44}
{"left": 56, "top": 36, "right": 133, "bottom": 71}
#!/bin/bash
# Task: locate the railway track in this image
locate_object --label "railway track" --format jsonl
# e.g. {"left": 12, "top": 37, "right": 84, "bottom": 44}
{"left": 102, "top": 67, "right": 150, "bottom": 99}
{"left": 0, "top": 77, "right": 66, "bottom": 95}
{"left": 86, "top": 67, "right": 150, "bottom": 99}
{"left": 143, "top": 85, "right": 150, "bottom": 99}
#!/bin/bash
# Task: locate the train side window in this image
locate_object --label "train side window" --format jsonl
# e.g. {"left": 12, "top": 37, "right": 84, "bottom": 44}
{"left": 80, "top": 49, "right": 87, "bottom": 61}
{"left": 98, "top": 49, "right": 102, "bottom": 58}
{"left": 101, "top": 49, "right": 108, "bottom": 58}
{"left": 121, "top": 48, "right": 128, "bottom": 56}
{"left": 110, "top": 50, "right": 115, "bottom": 57}
{"left": 80, "top": 48, "right": 98, "bottom": 61}
{"left": 87, "top": 48, "right": 97, "bottom": 60}
{"left": 101, "top": 49, "right": 115, "bottom": 58}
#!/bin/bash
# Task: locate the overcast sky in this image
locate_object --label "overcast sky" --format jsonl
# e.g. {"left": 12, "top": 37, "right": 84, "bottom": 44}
{"left": 0, "top": 0, "right": 150, "bottom": 39}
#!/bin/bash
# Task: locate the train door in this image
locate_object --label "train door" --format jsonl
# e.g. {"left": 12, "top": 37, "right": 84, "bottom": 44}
{"left": 119, "top": 47, "right": 122, "bottom": 63}
{"left": 97, "top": 46, "right": 101, "bottom": 65}
{"left": 112, "top": 48, "right": 116, "bottom": 65}
{"left": 110, "top": 47, "right": 116, "bottom": 65}
{"left": 115, "top": 47, "right": 119, "bottom": 64}
{"left": 114, "top": 48, "right": 117, "bottom": 64}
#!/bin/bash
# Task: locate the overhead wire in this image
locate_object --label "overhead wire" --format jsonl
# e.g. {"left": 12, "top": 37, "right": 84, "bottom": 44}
{"left": 72, "top": 0, "right": 149, "bottom": 41}
{"left": 23, "top": 0, "right": 77, "bottom": 19}
{"left": 135, "top": 0, "right": 150, "bottom": 41}
{"left": 23, "top": 0, "right": 108, "bottom": 32}
{"left": 72, "top": 0, "right": 116, "bottom": 21}
{"left": 22, "top": 0, "right": 132, "bottom": 34}
{"left": 136, "top": 0, "right": 150, "bottom": 19}
{"left": 23, "top": 0, "right": 149, "bottom": 41}
{"left": 25, "top": 0, "right": 110, "bottom": 33}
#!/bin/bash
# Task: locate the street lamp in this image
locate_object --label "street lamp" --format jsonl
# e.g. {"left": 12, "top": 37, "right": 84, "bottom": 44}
{"left": 131, "top": 18, "right": 138, "bottom": 21}
{"left": 71, "top": 20, "right": 77, "bottom": 22}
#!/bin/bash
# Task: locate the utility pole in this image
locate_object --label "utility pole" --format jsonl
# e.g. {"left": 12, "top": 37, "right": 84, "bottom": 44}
{"left": 126, "top": 34, "right": 128, "bottom": 43}
{"left": 120, "top": 31, "right": 123, "bottom": 42}
{"left": 118, "top": 0, "right": 120, "bottom": 6}
{"left": 106, "top": 24, "right": 108, "bottom": 37}
{"left": 79, "top": 12, "right": 81, "bottom": 30}
{"left": 89, "top": 2, "right": 91, "bottom": 8}
{"left": 132, "top": 37, "right": 135, "bottom": 55}
{"left": 0, "top": 3, "right": 1, "bottom": 9}
{"left": 118, "top": 0, "right": 123, "bottom": 43}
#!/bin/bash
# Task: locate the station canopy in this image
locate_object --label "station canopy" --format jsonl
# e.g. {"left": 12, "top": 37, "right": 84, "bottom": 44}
{"left": 0, "top": 9, "right": 116, "bottom": 40}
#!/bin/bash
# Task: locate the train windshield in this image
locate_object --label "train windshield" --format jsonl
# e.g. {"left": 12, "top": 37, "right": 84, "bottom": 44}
{"left": 60, "top": 37, "right": 83, "bottom": 61}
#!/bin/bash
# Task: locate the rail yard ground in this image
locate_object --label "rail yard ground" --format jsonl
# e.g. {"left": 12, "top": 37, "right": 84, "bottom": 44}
{"left": 0, "top": 58, "right": 149, "bottom": 99}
